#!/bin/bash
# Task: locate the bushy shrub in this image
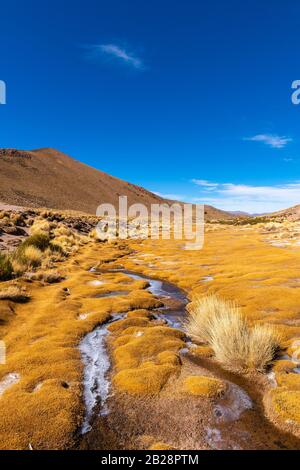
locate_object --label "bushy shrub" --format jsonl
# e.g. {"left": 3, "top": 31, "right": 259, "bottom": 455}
{"left": 22, "top": 246, "right": 43, "bottom": 268}
{"left": 29, "top": 219, "right": 52, "bottom": 235}
{"left": 185, "top": 295, "right": 280, "bottom": 372}
{"left": 12, "top": 233, "right": 50, "bottom": 271}
{"left": 0, "top": 253, "right": 13, "bottom": 281}
{"left": 19, "top": 233, "right": 50, "bottom": 251}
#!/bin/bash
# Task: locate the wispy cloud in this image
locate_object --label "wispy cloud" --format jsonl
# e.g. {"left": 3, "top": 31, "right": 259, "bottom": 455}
{"left": 191, "top": 179, "right": 218, "bottom": 189}
{"left": 191, "top": 179, "right": 300, "bottom": 212}
{"left": 153, "top": 191, "right": 186, "bottom": 201}
{"left": 244, "top": 134, "right": 292, "bottom": 149}
{"left": 89, "top": 43, "right": 143, "bottom": 69}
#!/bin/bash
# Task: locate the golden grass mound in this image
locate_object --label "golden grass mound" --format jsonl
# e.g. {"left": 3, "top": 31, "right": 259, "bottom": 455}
{"left": 273, "top": 360, "right": 297, "bottom": 374}
{"left": 157, "top": 351, "right": 181, "bottom": 366}
{"left": 276, "top": 373, "right": 300, "bottom": 390}
{"left": 269, "top": 388, "right": 300, "bottom": 426}
{"left": 112, "top": 326, "right": 184, "bottom": 371}
{"left": 149, "top": 442, "right": 175, "bottom": 450}
{"left": 113, "top": 363, "right": 177, "bottom": 394}
{"left": 126, "top": 309, "right": 153, "bottom": 319}
{"left": 183, "top": 375, "right": 227, "bottom": 398}
{"left": 185, "top": 295, "right": 280, "bottom": 372}
{"left": 191, "top": 345, "right": 214, "bottom": 358}
{"left": 107, "top": 317, "right": 150, "bottom": 333}
{"left": 110, "top": 318, "right": 184, "bottom": 395}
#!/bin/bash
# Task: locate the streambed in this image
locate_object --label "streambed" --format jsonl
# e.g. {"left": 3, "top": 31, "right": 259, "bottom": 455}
{"left": 79, "top": 269, "right": 187, "bottom": 434}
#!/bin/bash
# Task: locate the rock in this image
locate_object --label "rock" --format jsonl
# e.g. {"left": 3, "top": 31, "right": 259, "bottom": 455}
{"left": 3, "top": 226, "right": 27, "bottom": 236}
{"left": 0, "top": 148, "right": 32, "bottom": 159}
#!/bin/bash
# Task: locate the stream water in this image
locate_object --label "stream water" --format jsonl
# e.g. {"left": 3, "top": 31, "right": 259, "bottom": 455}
{"left": 79, "top": 269, "right": 187, "bottom": 433}
{"left": 79, "top": 313, "right": 123, "bottom": 434}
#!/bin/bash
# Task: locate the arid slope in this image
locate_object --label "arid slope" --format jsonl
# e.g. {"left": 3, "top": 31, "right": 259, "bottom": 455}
{"left": 269, "top": 204, "right": 300, "bottom": 221}
{"left": 0, "top": 148, "right": 234, "bottom": 220}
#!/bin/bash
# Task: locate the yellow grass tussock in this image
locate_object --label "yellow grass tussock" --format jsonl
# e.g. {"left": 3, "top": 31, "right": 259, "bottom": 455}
{"left": 30, "top": 219, "right": 52, "bottom": 236}
{"left": 22, "top": 246, "right": 43, "bottom": 268}
{"left": 0, "top": 285, "right": 30, "bottom": 302}
{"left": 183, "top": 375, "right": 227, "bottom": 398}
{"left": 185, "top": 295, "right": 280, "bottom": 372}
{"left": 268, "top": 388, "right": 300, "bottom": 426}
{"left": 113, "top": 363, "right": 178, "bottom": 395}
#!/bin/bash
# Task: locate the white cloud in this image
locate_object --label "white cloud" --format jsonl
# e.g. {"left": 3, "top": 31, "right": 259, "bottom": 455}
{"left": 93, "top": 44, "right": 143, "bottom": 69}
{"left": 191, "top": 179, "right": 218, "bottom": 189}
{"left": 191, "top": 179, "right": 300, "bottom": 213}
{"left": 244, "top": 134, "right": 292, "bottom": 149}
{"left": 153, "top": 191, "right": 185, "bottom": 201}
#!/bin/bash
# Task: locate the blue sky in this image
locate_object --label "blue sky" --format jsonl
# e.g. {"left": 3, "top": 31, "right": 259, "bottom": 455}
{"left": 1, "top": 0, "right": 300, "bottom": 212}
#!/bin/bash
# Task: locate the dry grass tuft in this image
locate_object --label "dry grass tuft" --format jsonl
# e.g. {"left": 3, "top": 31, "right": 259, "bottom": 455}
{"left": 20, "top": 233, "right": 50, "bottom": 252}
{"left": 0, "top": 253, "right": 13, "bottom": 281}
{"left": 185, "top": 295, "right": 280, "bottom": 372}
{"left": 0, "top": 285, "right": 30, "bottom": 303}
{"left": 11, "top": 259, "right": 27, "bottom": 276}
{"left": 11, "top": 233, "right": 65, "bottom": 274}
{"left": 30, "top": 219, "right": 52, "bottom": 236}
{"left": 248, "top": 324, "right": 281, "bottom": 370}
{"left": 23, "top": 270, "right": 65, "bottom": 284}
{"left": 22, "top": 246, "right": 43, "bottom": 268}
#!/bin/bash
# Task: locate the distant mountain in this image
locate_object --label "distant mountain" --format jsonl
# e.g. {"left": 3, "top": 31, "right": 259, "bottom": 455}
{"left": 228, "top": 211, "right": 252, "bottom": 217}
{"left": 0, "top": 148, "right": 234, "bottom": 220}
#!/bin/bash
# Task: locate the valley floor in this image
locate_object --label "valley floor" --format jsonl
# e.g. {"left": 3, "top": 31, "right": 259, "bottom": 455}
{"left": 1, "top": 225, "right": 300, "bottom": 449}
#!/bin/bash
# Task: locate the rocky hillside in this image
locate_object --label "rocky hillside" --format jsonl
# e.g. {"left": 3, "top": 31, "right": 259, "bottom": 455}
{"left": 268, "top": 204, "right": 300, "bottom": 221}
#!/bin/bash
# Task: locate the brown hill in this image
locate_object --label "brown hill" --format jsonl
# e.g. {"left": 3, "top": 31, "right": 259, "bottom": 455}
{"left": 268, "top": 204, "right": 300, "bottom": 221}
{"left": 0, "top": 147, "right": 234, "bottom": 220}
